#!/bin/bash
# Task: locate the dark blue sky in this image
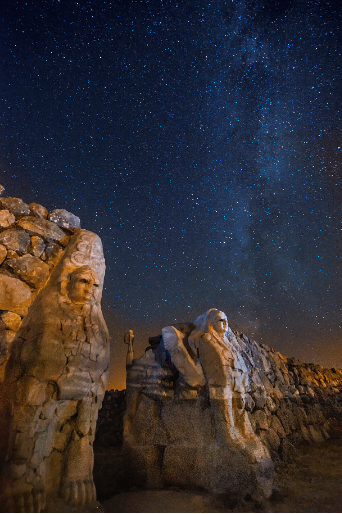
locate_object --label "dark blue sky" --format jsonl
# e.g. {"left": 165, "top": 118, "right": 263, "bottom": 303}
{"left": 1, "top": 0, "right": 341, "bottom": 388}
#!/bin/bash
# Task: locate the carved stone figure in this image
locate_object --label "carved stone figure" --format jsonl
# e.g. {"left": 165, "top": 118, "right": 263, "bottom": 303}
{"left": 187, "top": 309, "right": 274, "bottom": 499}
{"left": 124, "top": 330, "right": 134, "bottom": 367}
{"left": 0, "top": 230, "right": 110, "bottom": 512}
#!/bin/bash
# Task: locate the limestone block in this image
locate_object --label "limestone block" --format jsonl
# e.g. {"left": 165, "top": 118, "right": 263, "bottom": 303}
{"left": 0, "top": 209, "right": 15, "bottom": 229}
{"left": 29, "top": 203, "right": 48, "bottom": 219}
{"left": 17, "top": 216, "right": 69, "bottom": 245}
{"left": 260, "top": 428, "right": 280, "bottom": 451}
{"left": 29, "top": 236, "right": 45, "bottom": 257}
{"left": 48, "top": 209, "right": 81, "bottom": 230}
{"left": 0, "top": 244, "right": 6, "bottom": 264}
{"left": 3, "top": 254, "right": 50, "bottom": 289}
{"left": 0, "top": 197, "right": 30, "bottom": 216}
{"left": 0, "top": 228, "right": 31, "bottom": 254}
{"left": 1, "top": 311, "right": 22, "bottom": 332}
{"left": 250, "top": 409, "right": 269, "bottom": 431}
{"left": 0, "top": 274, "right": 32, "bottom": 315}
{"left": 269, "top": 414, "right": 286, "bottom": 438}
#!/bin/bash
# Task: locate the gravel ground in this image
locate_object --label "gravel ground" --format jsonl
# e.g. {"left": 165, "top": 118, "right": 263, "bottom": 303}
{"left": 101, "top": 438, "right": 342, "bottom": 513}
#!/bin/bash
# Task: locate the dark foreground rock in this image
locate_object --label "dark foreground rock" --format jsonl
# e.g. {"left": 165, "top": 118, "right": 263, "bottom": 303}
{"left": 99, "top": 437, "right": 342, "bottom": 513}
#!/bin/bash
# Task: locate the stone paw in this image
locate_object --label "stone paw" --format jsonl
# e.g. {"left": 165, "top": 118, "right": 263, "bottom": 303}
{"left": 60, "top": 478, "right": 96, "bottom": 506}
{"left": 4, "top": 488, "right": 46, "bottom": 513}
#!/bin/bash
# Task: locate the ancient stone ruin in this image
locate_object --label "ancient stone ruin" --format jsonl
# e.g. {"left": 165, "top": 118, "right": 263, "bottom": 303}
{"left": 0, "top": 188, "right": 110, "bottom": 512}
{"left": 123, "top": 308, "right": 342, "bottom": 503}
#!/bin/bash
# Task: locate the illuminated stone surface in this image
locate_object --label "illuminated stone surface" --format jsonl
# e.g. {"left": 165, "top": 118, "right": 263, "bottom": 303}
{"left": 0, "top": 229, "right": 109, "bottom": 513}
{"left": 124, "top": 308, "right": 342, "bottom": 502}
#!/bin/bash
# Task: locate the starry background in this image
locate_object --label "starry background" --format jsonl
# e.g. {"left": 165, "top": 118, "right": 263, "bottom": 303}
{"left": 0, "top": 0, "right": 341, "bottom": 389}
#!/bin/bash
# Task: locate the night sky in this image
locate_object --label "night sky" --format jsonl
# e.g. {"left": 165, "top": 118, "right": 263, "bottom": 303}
{"left": 0, "top": 0, "right": 341, "bottom": 389}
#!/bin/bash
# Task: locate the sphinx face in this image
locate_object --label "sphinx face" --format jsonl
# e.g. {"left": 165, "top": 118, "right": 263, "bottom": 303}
{"left": 210, "top": 310, "right": 228, "bottom": 335}
{"left": 67, "top": 269, "right": 99, "bottom": 306}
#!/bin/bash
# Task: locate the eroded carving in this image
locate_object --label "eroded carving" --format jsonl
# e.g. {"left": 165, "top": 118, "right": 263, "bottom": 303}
{"left": 0, "top": 230, "right": 109, "bottom": 512}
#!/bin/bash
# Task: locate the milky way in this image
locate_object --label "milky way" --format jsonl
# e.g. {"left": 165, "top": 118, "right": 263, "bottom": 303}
{"left": 0, "top": 0, "right": 341, "bottom": 388}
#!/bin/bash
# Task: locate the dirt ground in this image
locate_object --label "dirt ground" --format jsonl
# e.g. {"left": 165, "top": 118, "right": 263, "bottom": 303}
{"left": 100, "top": 437, "right": 342, "bottom": 513}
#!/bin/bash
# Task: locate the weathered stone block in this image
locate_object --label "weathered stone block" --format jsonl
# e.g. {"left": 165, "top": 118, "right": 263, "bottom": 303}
{"left": 0, "top": 197, "right": 30, "bottom": 216}
{"left": 0, "top": 274, "right": 32, "bottom": 315}
{"left": 250, "top": 409, "right": 269, "bottom": 431}
{"left": 0, "top": 209, "right": 15, "bottom": 229}
{"left": 17, "top": 216, "right": 69, "bottom": 245}
{"left": 1, "top": 311, "right": 22, "bottom": 332}
{"left": 48, "top": 209, "right": 81, "bottom": 229}
{"left": 29, "top": 203, "right": 48, "bottom": 219}
{"left": 3, "top": 254, "right": 50, "bottom": 289}
{"left": 0, "top": 228, "right": 31, "bottom": 254}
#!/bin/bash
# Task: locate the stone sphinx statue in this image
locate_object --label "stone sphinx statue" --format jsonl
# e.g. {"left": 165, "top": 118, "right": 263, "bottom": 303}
{"left": 125, "top": 308, "right": 274, "bottom": 502}
{"left": 187, "top": 309, "right": 274, "bottom": 498}
{"left": 0, "top": 230, "right": 110, "bottom": 512}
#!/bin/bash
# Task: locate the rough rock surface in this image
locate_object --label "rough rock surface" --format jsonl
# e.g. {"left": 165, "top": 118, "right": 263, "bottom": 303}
{"left": 0, "top": 210, "right": 15, "bottom": 229}
{"left": 122, "top": 308, "right": 342, "bottom": 503}
{"left": 0, "top": 191, "right": 78, "bottom": 379}
{"left": 48, "top": 208, "right": 81, "bottom": 230}
{"left": 0, "top": 229, "right": 110, "bottom": 513}
{"left": 0, "top": 197, "right": 30, "bottom": 217}
{"left": 95, "top": 390, "right": 126, "bottom": 448}
{"left": 17, "top": 216, "right": 69, "bottom": 245}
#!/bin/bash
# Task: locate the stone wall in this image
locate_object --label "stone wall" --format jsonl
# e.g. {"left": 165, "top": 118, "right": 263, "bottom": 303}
{"left": 123, "top": 316, "right": 342, "bottom": 501}
{"left": 95, "top": 389, "right": 126, "bottom": 448}
{"left": 0, "top": 187, "right": 81, "bottom": 380}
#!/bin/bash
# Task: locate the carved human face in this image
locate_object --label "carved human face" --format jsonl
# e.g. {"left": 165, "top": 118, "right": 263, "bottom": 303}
{"left": 210, "top": 311, "right": 228, "bottom": 335}
{"left": 67, "top": 269, "right": 99, "bottom": 305}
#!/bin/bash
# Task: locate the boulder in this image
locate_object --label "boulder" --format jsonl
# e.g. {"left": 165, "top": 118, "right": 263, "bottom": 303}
{"left": 17, "top": 216, "right": 69, "bottom": 245}
{"left": 0, "top": 210, "right": 15, "bottom": 229}
{"left": 29, "top": 236, "right": 45, "bottom": 258}
{"left": 0, "top": 274, "right": 32, "bottom": 315}
{"left": 0, "top": 197, "right": 30, "bottom": 216}
{"left": 48, "top": 209, "right": 81, "bottom": 230}
{"left": 1, "top": 311, "right": 22, "bottom": 332}
{"left": 3, "top": 254, "right": 50, "bottom": 289}
{"left": 29, "top": 203, "right": 48, "bottom": 219}
{"left": 0, "top": 228, "right": 31, "bottom": 254}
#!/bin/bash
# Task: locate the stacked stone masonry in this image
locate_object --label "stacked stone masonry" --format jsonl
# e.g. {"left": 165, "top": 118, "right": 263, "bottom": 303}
{"left": 0, "top": 187, "right": 110, "bottom": 513}
{"left": 95, "top": 389, "right": 126, "bottom": 448}
{"left": 0, "top": 189, "right": 81, "bottom": 380}
{"left": 123, "top": 311, "right": 342, "bottom": 501}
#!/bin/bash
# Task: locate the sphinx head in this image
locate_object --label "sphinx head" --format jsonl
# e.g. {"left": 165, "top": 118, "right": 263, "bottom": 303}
{"left": 66, "top": 266, "right": 100, "bottom": 306}
{"left": 192, "top": 308, "right": 228, "bottom": 337}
